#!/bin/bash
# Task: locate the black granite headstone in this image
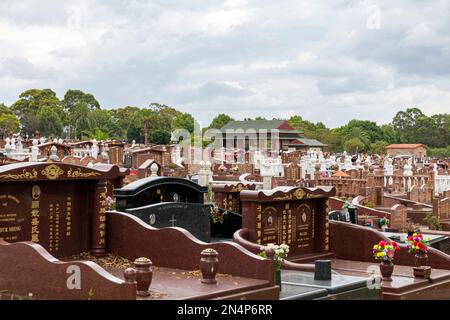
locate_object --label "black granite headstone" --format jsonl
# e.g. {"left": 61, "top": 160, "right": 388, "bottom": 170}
{"left": 348, "top": 206, "right": 358, "bottom": 224}
{"left": 125, "top": 202, "right": 211, "bottom": 242}
{"left": 114, "top": 176, "right": 210, "bottom": 242}
{"left": 210, "top": 210, "right": 242, "bottom": 238}
{"left": 314, "top": 260, "right": 332, "bottom": 281}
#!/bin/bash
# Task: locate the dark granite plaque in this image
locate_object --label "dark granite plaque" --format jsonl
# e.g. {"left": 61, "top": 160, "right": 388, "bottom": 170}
{"left": 125, "top": 202, "right": 211, "bottom": 242}
{"left": 115, "top": 176, "right": 208, "bottom": 210}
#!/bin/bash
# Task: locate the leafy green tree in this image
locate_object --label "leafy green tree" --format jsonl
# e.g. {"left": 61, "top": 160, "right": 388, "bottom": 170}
{"left": 340, "top": 120, "right": 383, "bottom": 143}
{"left": 87, "top": 109, "right": 122, "bottom": 140}
{"left": 429, "top": 147, "right": 450, "bottom": 158}
{"left": 70, "top": 102, "right": 92, "bottom": 139}
{"left": 110, "top": 106, "right": 140, "bottom": 140}
{"left": 149, "top": 129, "right": 171, "bottom": 145}
{"left": 343, "top": 137, "right": 365, "bottom": 154}
{"left": 11, "top": 89, "right": 63, "bottom": 119}
{"left": 392, "top": 108, "right": 425, "bottom": 143}
{"left": 380, "top": 124, "right": 398, "bottom": 144}
{"left": 87, "top": 129, "right": 109, "bottom": 141}
{"left": 369, "top": 140, "right": 388, "bottom": 155}
{"left": 37, "top": 106, "right": 63, "bottom": 137}
{"left": 0, "top": 103, "right": 13, "bottom": 116}
{"left": 172, "top": 112, "right": 196, "bottom": 133}
{"left": 209, "top": 113, "right": 234, "bottom": 129}
{"left": 0, "top": 114, "right": 20, "bottom": 134}
{"left": 21, "top": 113, "right": 40, "bottom": 136}
{"left": 430, "top": 114, "right": 450, "bottom": 148}
{"left": 342, "top": 127, "right": 371, "bottom": 149}
{"left": 135, "top": 109, "right": 157, "bottom": 145}
{"left": 63, "top": 90, "right": 100, "bottom": 112}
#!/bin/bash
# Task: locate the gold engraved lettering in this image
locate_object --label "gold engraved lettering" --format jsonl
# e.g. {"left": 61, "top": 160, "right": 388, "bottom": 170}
{"left": 41, "top": 165, "right": 64, "bottom": 180}
{"left": 0, "top": 169, "right": 38, "bottom": 180}
{"left": 67, "top": 168, "right": 101, "bottom": 178}
{"left": 294, "top": 188, "right": 306, "bottom": 199}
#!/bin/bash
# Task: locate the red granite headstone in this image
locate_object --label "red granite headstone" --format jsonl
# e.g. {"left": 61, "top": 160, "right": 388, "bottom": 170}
{"left": 390, "top": 204, "right": 408, "bottom": 231}
{"left": 240, "top": 186, "right": 335, "bottom": 257}
{"left": 0, "top": 162, "right": 128, "bottom": 258}
{"left": 212, "top": 183, "right": 256, "bottom": 214}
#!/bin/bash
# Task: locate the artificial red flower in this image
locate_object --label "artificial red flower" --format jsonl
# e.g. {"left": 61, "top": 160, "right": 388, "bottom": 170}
{"left": 391, "top": 241, "right": 398, "bottom": 247}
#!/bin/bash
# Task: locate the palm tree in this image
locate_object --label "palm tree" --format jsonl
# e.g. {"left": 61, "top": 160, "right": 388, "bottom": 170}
{"left": 137, "top": 109, "right": 156, "bottom": 145}
{"left": 343, "top": 127, "right": 371, "bottom": 148}
{"left": 70, "top": 102, "right": 92, "bottom": 140}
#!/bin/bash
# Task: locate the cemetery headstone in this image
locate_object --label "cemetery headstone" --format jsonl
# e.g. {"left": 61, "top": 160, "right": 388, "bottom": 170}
{"left": 114, "top": 176, "right": 211, "bottom": 242}
{"left": 240, "top": 186, "right": 336, "bottom": 257}
{"left": 390, "top": 204, "right": 408, "bottom": 231}
{"left": 0, "top": 162, "right": 128, "bottom": 258}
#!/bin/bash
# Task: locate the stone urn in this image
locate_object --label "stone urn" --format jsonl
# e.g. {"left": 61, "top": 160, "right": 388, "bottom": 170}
{"left": 134, "top": 257, "right": 153, "bottom": 296}
{"left": 414, "top": 252, "right": 428, "bottom": 268}
{"left": 379, "top": 261, "right": 394, "bottom": 281}
{"left": 200, "top": 248, "right": 219, "bottom": 284}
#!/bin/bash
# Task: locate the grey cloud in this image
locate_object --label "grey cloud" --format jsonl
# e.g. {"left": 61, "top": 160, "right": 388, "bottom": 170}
{"left": 1, "top": 0, "right": 450, "bottom": 128}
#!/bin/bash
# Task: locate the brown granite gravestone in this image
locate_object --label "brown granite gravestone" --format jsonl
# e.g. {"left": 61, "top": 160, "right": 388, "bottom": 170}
{"left": 240, "top": 186, "right": 335, "bottom": 258}
{"left": 408, "top": 185, "right": 419, "bottom": 203}
{"left": 284, "top": 162, "right": 300, "bottom": 181}
{"left": 137, "top": 159, "right": 161, "bottom": 178}
{"left": 390, "top": 204, "right": 408, "bottom": 231}
{"left": 62, "top": 156, "right": 81, "bottom": 165}
{"left": 0, "top": 162, "right": 128, "bottom": 258}
{"left": 109, "top": 146, "right": 124, "bottom": 166}
{"left": 80, "top": 156, "right": 98, "bottom": 166}
{"left": 437, "top": 198, "right": 450, "bottom": 220}
{"left": 0, "top": 156, "right": 22, "bottom": 166}
{"left": 281, "top": 150, "right": 302, "bottom": 164}
{"left": 212, "top": 183, "right": 257, "bottom": 214}
{"left": 38, "top": 142, "right": 72, "bottom": 160}
{"left": 130, "top": 147, "right": 168, "bottom": 169}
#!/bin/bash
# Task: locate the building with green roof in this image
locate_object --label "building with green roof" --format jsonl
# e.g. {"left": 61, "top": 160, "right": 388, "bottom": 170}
{"left": 220, "top": 119, "right": 327, "bottom": 152}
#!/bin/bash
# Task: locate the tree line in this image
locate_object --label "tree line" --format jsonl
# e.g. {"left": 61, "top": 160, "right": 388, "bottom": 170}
{"left": 0, "top": 89, "right": 449, "bottom": 157}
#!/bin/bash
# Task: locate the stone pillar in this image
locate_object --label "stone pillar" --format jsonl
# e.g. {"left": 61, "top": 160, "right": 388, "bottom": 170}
{"left": 260, "top": 161, "right": 274, "bottom": 190}
{"left": 91, "top": 180, "right": 108, "bottom": 257}
{"left": 91, "top": 139, "right": 99, "bottom": 159}
{"left": 31, "top": 139, "right": 39, "bottom": 161}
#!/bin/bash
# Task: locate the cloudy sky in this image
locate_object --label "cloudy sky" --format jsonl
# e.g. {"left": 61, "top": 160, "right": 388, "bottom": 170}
{"left": 1, "top": 0, "right": 450, "bottom": 127}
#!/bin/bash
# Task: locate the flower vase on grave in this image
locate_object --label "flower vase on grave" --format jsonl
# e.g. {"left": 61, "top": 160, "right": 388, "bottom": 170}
{"left": 379, "top": 261, "right": 394, "bottom": 281}
{"left": 134, "top": 257, "right": 153, "bottom": 297}
{"left": 275, "top": 270, "right": 282, "bottom": 290}
{"left": 200, "top": 248, "right": 219, "bottom": 284}
{"left": 414, "top": 252, "right": 428, "bottom": 268}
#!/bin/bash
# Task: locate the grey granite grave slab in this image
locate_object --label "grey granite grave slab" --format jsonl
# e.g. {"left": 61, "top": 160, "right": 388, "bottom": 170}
{"left": 280, "top": 285, "right": 328, "bottom": 300}
{"left": 281, "top": 270, "right": 375, "bottom": 295}
{"left": 316, "top": 286, "right": 380, "bottom": 300}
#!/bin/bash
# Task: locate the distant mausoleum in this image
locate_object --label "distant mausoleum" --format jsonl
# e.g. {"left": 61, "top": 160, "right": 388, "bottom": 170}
{"left": 220, "top": 120, "right": 326, "bottom": 152}
{"left": 386, "top": 144, "right": 427, "bottom": 158}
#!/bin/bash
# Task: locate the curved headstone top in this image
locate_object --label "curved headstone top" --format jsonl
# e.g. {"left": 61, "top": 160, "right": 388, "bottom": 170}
{"left": 211, "top": 182, "right": 257, "bottom": 193}
{"left": 0, "top": 161, "right": 128, "bottom": 182}
{"left": 114, "top": 176, "right": 208, "bottom": 197}
{"left": 240, "top": 186, "right": 336, "bottom": 203}
{"left": 114, "top": 176, "right": 208, "bottom": 210}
